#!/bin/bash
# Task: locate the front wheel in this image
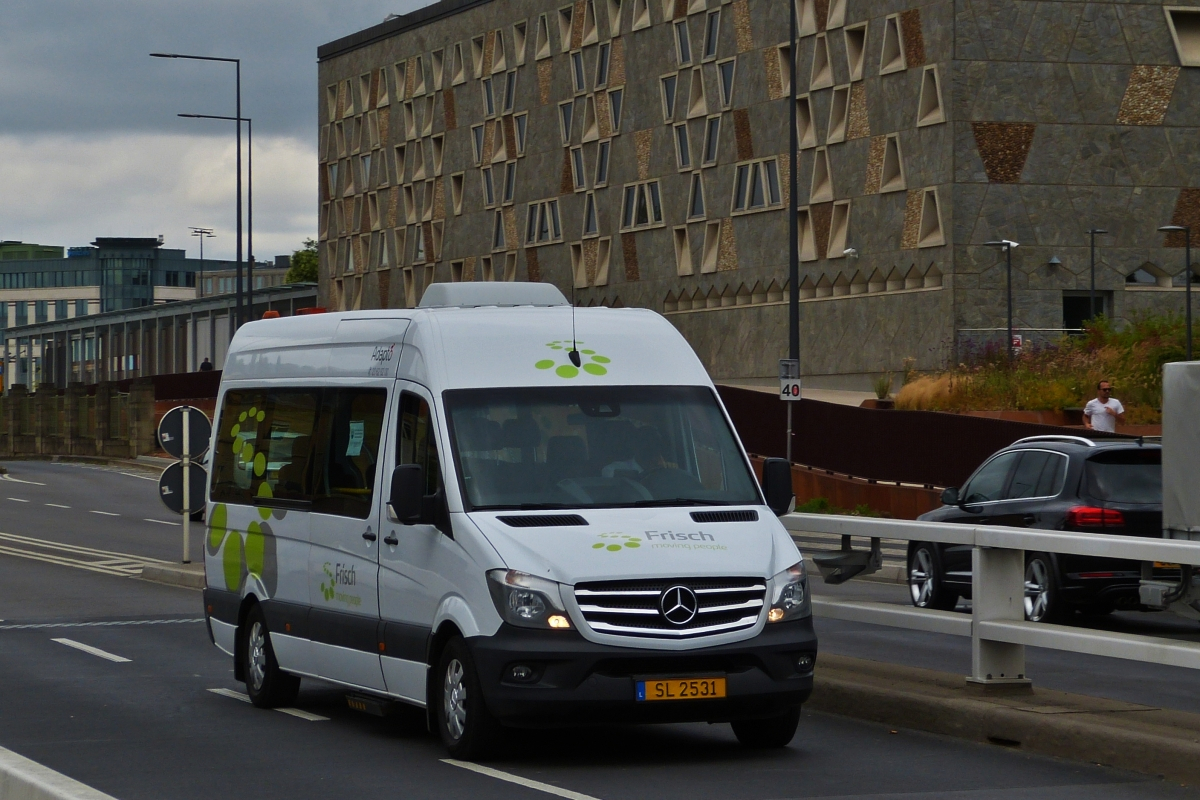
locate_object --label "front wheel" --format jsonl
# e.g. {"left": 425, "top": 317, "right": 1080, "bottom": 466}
{"left": 731, "top": 706, "right": 801, "bottom": 748}
{"left": 1024, "top": 554, "right": 1062, "bottom": 623}
{"left": 908, "top": 544, "right": 958, "bottom": 611}
{"left": 241, "top": 604, "right": 300, "bottom": 708}
{"left": 435, "top": 637, "right": 502, "bottom": 760}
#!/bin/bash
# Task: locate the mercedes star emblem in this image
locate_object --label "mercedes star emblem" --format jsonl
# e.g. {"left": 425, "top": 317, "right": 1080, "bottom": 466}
{"left": 659, "top": 585, "right": 699, "bottom": 625}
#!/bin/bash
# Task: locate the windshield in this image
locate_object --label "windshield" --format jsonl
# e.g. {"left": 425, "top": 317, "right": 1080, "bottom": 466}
{"left": 1084, "top": 450, "right": 1162, "bottom": 505}
{"left": 444, "top": 385, "right": 761, "bottom": 511}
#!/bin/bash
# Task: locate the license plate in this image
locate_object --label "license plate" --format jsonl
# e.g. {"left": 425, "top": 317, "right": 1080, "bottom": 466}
{"left": 1155, "top": 562, "right": 1180, "bottom": 569}
{"left": 636, "top": 677, "right": 726, "bottom": 702}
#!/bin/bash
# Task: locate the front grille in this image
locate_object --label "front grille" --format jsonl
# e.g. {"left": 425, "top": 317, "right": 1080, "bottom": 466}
{"left": 574, "top": 576, "right": 765, "bottom": 639}
{"left": 497, "top": 514, "right": 588, "bottom": 527}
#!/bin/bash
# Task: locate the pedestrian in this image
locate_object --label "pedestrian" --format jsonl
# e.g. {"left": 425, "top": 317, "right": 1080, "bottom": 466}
{"left": 199, "top": 357, "right": 214, "bottom": 372}
{"left": 1083, "top": 379, "right": 1124, "bottom": 433}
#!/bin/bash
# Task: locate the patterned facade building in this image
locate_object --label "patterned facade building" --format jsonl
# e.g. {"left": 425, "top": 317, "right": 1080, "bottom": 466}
{"left": 318, "top": 0, "right": 1200, "bottom": 387}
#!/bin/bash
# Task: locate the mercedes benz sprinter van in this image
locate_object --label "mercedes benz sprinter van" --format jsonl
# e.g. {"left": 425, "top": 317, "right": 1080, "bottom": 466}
{"left": 202, "top": 283, "right": 815, "bottom": 757}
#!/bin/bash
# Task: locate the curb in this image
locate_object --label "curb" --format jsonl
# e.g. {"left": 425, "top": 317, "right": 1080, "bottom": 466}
{"left": 0, "top": 745, "right": 117, "bottom": 800}
{"left": 811, "top": 654, "right": 1200, "bottom": 786}
{"left": 140, "top": 563, "right": 205, "bottom": 590}
{"left": 0, "top": 455, "right": 161, "bottom": 473}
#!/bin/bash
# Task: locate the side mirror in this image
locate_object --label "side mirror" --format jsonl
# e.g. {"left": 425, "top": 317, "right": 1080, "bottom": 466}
{"left": 389, "top": 464, "right": 424, "bottom": 524}
{"left": 761, "top": 458, "right": 795, "bottom": 517}
{"left": 940, "top": 486, "right": 959, "bottom": 507}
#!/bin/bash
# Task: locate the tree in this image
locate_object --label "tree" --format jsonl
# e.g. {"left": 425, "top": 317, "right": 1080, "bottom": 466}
{"left": 285, "top": 238, "right": 319, "bottom": 283}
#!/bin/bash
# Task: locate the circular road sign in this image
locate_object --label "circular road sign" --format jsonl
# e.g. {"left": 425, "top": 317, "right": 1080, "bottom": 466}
{"left": 158, "top": 405, "right": 212, "bottom": 460}
{"left": 158, "top": 462, "right": 208, "bottom": 515}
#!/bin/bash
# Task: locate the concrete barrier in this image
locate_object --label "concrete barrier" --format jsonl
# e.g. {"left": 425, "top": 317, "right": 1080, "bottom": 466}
{"left": 0, "top": 746, "right": 117, "bottom": 800}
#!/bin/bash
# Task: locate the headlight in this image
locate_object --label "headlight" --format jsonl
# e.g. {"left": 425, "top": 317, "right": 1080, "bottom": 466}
{"left": 487, "top": 569, "right": 572, "bottom": 630}
{"left": 768, "top": 561, "right": 810, "bottom": 622}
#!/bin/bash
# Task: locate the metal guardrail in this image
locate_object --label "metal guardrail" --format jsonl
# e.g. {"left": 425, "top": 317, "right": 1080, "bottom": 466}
{"left": 784, "top": 513, "right": 1200, "bottom": 684}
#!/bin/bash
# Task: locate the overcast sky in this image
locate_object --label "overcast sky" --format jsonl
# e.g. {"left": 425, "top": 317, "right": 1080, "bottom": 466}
{"left": 0, "top": 0, "right": 433, "bottom": 262}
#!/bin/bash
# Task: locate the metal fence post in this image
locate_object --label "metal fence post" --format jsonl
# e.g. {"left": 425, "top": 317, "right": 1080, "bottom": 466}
{"left": 970, "top": 545, "right": 1030, "bottom": 685}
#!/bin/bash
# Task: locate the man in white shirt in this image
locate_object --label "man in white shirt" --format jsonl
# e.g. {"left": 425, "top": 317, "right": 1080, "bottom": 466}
{"left": 1083, "top": 380, "right": 1124, "bottom": 433}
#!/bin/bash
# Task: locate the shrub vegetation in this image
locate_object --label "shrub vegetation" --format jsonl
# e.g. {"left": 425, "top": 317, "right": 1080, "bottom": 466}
{"left": 895, "top": 313, "right": 1189, "bottom": 424}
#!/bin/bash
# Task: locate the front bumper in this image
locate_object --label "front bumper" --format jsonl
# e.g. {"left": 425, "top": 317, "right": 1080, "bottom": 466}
{"left": 467, "top": 617, "right": 817, "bottom": 727}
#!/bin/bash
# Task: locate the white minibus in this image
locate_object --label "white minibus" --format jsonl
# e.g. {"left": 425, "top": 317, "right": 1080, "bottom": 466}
{"left": 202, "top": 283, "right": 815, "bottom": 757}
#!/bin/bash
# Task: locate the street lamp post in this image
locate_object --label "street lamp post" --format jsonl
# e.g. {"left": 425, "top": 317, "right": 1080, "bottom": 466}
{"left": 985, "top": 240, "right": 1021, "bottom": 363}
{"left": 785, "top": 0, "right": 799, "bottom": 462}
{"left": 150, "top": 52, "right": 244, "bottom": 326}
{"left": 1159, "top": 224, "right": 1193, "bottom": 361}
{"left": 189, "top": 227, "right": 214, "bottom": 298}
{"left": 1087, "top": 228, "right": 1108, "bottom": 322}
{"left": 180, "top": 114, "right": 253, "bottom": 318}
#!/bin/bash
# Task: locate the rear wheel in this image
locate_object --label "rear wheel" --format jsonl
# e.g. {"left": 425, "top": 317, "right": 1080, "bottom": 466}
{"left": 435, "top": 637, "right": 502, "bottom": 760}
{"left": 731, "top": 706, "right": 801, "bottom": 748}
{"left": 241, "top": 604, "right": 300, "bottom": 708}
{"left": 1024, "top": 554, "right": 1062, "bottom": 623}
{"left": 908, "top": 544, "right": 958, "bottom": 611}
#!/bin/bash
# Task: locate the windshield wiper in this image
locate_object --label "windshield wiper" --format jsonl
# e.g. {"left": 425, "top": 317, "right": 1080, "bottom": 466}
{"left": 476, "top": 503, "right": 573, "bottom": 511}
{"left": 619, "top": 499, "right": 737, "bottom": 508}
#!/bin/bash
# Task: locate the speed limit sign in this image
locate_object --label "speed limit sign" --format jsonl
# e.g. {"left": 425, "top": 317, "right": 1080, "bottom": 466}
{"left": 779, "top": 359, "right": 801, "bottom": 401}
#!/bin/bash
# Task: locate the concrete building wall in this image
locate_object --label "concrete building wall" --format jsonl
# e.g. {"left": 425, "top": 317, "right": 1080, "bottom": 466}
{"left": 318, "top": 0, "right": 1200, "bottom": 388}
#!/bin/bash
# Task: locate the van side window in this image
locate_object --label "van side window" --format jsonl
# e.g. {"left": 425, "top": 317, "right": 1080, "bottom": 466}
{"left": 398, "top": 392, "right": 443, "bottom": 495}
{"left": 311, "top": 389, "right": 388, "bottom": 519}
{"left": 211, "top": 389, "right": 321, "bottom": 505}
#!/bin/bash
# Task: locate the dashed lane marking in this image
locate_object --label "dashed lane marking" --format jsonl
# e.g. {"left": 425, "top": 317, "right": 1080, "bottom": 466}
{"left": 52, "top": 637, "right": 131, "bottom": 663}
{"left": 7, "top": 497, "right": 29, "bottom": 503}
{"left": 144, "top": 518, "right": 181, "bottom": 526}
{"left": 442, "top": 760, "right": 603, "bottom": 800}
{"left": 208, "top": 688, "right": 330, "bottom": 721}
{"left": 0, "top": 531, "right": 171, "bottom": 577}
{"left": 0, "top": 618, "right": 203, "bottom": 630}
{"left": 89, "top": 510, "right": 120, "bottom": 517}
{"left": 45, "top": 503, "right": 71, "bottom": 509}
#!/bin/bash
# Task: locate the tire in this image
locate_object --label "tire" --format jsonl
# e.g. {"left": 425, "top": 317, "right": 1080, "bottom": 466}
{"left": 731, "top": 706, "right": 801, "bottom": 748}
{"left": 1024, "top": 553, "right": 1062, "bottom": 623}
{"left": 435, "top": 636, "right": 502, "bottom": 760}
{"left": 241, "top": 604, "right": 300, "bottom": 708}
{"left": 908, "top": 544, "right": 959, "bottom": 611}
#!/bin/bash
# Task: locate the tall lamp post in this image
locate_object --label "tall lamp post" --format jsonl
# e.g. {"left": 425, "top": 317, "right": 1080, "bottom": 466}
{"left": 1159, "top": 224, "right": 1194, "bottom": 361}
{"left": 985, "top": 239, "right": 1021, "bottom": 363}
{"left": 150, "top": 52, "right": 244, "bottom": 327}
{"left": 1087, "top": 228, "right": 1108, "bottom": 322}
{"left": 190, "top": 227, "right": 214, "bottom": 298}
{"left": 784, "top": 0, "right": 799, "bottom": 462}
{"left": 180, "top": 114, "right": 253, "bottom": 318}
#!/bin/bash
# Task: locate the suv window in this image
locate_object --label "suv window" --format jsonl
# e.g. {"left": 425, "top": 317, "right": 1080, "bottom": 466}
{"left": 961, "top": 452, "right": 1020, "bottom": 504}
{"left": 1006, "top": 451, "right": 1067, "bottom": 499}
{"left": 211, "top": 389, "right": 321, "bottom": 506}
{"left": 1084, "top": 449, "right": 1161, "bottom": 504}
{"left": 311, "top": 389, "right": 388, "bottom": 519}
{"left": 397, "top": 392, "right": 443, "bottom": 496}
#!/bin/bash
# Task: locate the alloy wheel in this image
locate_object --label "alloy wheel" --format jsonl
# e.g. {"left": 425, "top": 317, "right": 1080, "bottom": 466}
{"left": 910, "top": 548, "right": 935, "bottom": 606}
{"left": 443, "top": 658, "right": 468, "bottom": 740}
{"left": 247, "top": 621, "right": 267, "bottom": 691}
{"left": 1024, "top": 559, "right": 1051, "bottom": 621}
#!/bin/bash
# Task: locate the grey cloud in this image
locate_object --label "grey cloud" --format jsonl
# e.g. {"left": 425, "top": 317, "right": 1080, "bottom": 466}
{"left": 0, "top": 0, "right": 434, "bottom": 140}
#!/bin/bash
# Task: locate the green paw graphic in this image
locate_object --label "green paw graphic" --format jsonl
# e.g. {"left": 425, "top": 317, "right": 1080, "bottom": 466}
{"left": 320, "top": 562, "right": 336, "bottom": 601}
{"left": 536, "top": 341, "right": 612, "bottom": 378}
{"left": 591, "top": 532, "right": 641, "bottom": 552}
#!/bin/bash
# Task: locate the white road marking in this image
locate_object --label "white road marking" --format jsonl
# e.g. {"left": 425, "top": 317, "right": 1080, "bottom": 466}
{"left": 0, "top": 619, "right": 202, "bottom": 630}
{"left": 7, "top": 497, "right": 29, "bottom": 503}
{"left": 0, "top": 531, "right": 171, "bottom": 577}
{"left": 89, "top": 510, "right": 120, "bottom": 516}
{"left": 45, "top": 503, "right": 71, "bottom": 509}
{"left": 276, "top": 707, "right": 330, "bottom": 721}
{"left": 0, "top": 474, "right": 46, "bottom": 486}
{"left": 144, "top": 518, "right": 181, "bottom": 526}
{"left": 208, "top": 688, "right": 330, "bottom": 721}
{"left": 442, "top": 760, "right": 603, "bottom": 800}
{"left": 51, "top": 638, "right": 131, "bottom": 663}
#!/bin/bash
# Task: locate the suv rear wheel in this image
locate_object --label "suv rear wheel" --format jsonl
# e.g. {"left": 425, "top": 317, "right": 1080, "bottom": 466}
{"left": 908, "top": 544, "right": 958, "bottom": 611}
{"left": 1024, "top": 553, "right": 1062, "bottom": 622}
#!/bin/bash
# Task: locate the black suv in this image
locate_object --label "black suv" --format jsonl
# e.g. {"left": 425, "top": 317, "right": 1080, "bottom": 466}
{"left": 909, "top": 435, "right": 1163, "bottom": 621}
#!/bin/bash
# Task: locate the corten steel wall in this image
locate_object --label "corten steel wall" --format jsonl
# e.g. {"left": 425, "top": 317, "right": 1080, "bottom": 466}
{"left": 717, "top": 384, "right": 1119, "bottom": 489}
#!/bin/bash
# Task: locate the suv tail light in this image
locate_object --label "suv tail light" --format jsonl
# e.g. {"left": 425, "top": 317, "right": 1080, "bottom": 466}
{"left": 1066, "top": 506, "right": 1125, "bottom": 528}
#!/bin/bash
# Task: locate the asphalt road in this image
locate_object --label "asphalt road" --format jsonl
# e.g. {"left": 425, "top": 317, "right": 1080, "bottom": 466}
{"left": 0, "top": 458, "right": 1196, "bottom": 799}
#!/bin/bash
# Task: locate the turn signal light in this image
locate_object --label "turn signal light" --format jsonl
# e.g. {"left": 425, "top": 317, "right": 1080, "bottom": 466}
{"left": 547, "top": 614, "right": 571, "bottom": 629}
{"left": 1066, "top": 506, "right": 1125, "bottom": 528}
